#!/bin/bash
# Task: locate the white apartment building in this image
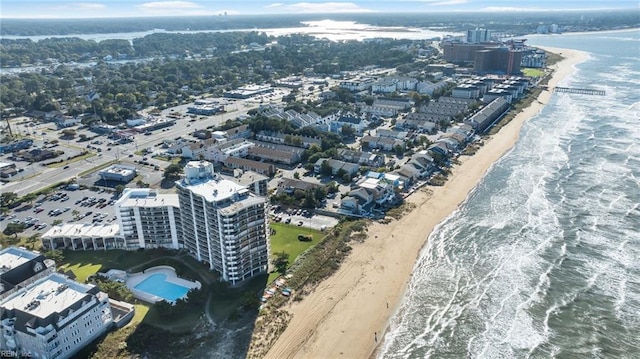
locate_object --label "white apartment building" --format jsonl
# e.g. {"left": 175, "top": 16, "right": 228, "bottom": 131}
{"left": 176, "top": 161, "right": 269, "bottom": 284}
{"left": 0, "top": 273, "right": 113, "bottom": 359}
{"left": 114, "top": 188, "right": 181, "bottom": 250}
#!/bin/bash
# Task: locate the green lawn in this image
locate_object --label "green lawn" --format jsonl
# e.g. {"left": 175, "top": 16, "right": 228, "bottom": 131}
{"left": 522, "top": 67, "right": 545, "bottom": 78}
{"left": 270, "top": 223, "right": 323, "bottom": 263}
{"left": 59, "top": 249, "right": 166, "bottom": 282}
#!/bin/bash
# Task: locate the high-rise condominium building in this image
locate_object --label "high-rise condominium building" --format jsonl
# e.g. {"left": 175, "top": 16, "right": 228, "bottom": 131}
{"left": 114, "top": 188, "right": 181, "bottom": 249}
{"left": 176, "top": 161, "right": 269, "bottom": 284}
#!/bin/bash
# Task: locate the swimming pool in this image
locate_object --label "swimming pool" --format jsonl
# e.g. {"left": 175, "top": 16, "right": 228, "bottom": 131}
{"left": 133, "top": 273, "right": 190, "bottom": 302}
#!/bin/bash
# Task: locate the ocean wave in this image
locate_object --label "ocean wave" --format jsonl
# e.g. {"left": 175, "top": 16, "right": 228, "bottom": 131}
{"left": 379, "top": 31, "right": 640, "bottom": 358}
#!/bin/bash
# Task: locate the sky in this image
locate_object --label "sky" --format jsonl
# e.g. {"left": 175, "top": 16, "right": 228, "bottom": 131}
{"left": 1, "top": 0, "right": 638, "bottom": 19}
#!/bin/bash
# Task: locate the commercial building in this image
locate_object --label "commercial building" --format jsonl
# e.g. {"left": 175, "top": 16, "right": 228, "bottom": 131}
{"left": 0, "top": 273, "right": 113, "bottom": 359}
{"left": 98, "top": 164, "right": 137, "bottom": 183}
{"left": 114, "top": 188, "right": 181, "bottom": 250}
{"left": 176, "top": 161, "right": 269, "bottom": 284}
{"left": 223, "top": 84, "right": 272, "bottom": 99}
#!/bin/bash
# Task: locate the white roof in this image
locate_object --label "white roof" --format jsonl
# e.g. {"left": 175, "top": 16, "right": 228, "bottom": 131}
{"left": 185, "top": 178, "right": 247, "bottom": 203}
{"left": 1, "top": 273, "right": 95, "bottom": 320}
{"left": 0, "top": 247, "right": 39, "bottom": 272}
{"left": 43, "top": 223, "right": 120, "bottom": 239}
{"left": 116, "top": 188, "right": 179, "bottom": 208}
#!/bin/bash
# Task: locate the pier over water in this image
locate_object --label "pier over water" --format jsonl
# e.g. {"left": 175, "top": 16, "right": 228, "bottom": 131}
{"left": 554, "top": 87, "right": 606, "bottom": 96}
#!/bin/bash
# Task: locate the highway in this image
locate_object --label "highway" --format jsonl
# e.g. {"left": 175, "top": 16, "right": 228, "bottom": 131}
{"left": 2, "top": 102, "right": 260, "bottom": 197}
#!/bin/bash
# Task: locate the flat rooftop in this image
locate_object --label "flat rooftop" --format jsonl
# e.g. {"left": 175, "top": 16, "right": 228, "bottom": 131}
{"left": 116, "top": 189, "right": 179, "bottom": 208}
{"left": 43, "top": 223, "right": 120, "bottom": 239}
{"left": 0, "top": 247, "right": 39, "bottom": 273}
{"left": 1, "top": 273, "right": 94, "bottom": 320}
{"left": 99, "top": 165, "right": 136, "bottom": 176}
{"left": 184, "top": 177, "right": 249, "bottom": 203}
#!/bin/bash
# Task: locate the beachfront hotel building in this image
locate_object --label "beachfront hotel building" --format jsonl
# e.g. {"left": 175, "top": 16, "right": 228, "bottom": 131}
{"left": 114, "top": 188, "right": 182, "bottom": 250}
{"left": 0, "top": 273, "right": 114, "bottom": 359}
{"left": 176, "top": 161, "right": 269, "bottom": 284}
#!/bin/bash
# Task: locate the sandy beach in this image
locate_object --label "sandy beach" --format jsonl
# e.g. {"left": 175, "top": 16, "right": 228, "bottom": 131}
{"left": 264, "top": 47, "right": 588, "bottom": 359}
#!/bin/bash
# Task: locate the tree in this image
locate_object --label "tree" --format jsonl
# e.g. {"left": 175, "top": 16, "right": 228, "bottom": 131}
{"left": 61, "top": 129, "right": 76, "bottom": 138}
{"left": 71, "top": 209, "right": 80, "bottom": 219}
{"left": 136, "top": 180, "right": 149, "bottom": 188}
{"left": 26, "top": 234, "right": 40, "bottom": 249}
{"left": 154, "top": 300, "right": 175, "bottom": 317}
{"left": 293, "top": 172, "right": 300, "bottom": 179}
{"left": 115, "top": 184, "right": 125, "bottom": 195}
{"left": 52, "top": 219, "right": 63, "bottom": 226}
{"left": 21, "top": 193, "right": 38, "bottom": 205}
{"left": 44, "top": 249, "right": 64, "bottom": 263}
{"left": 303, "top": 190, "right": 317, "bottom": 208}
{"left": 320, "top": 160, "right": 332, "bottom": 176}
{"left": 273, "top": 251, "right": 289, "bottom": 275}
{"left": 1, "top": 191, "right": 19, "bottom": 207}
{"left": 340, "top": 124, "right": 355, "bottom": 138}
{"left": 163, "top": 163, "right": 182, "bottom": 180}
{"left": 3, "top": 223, "right": 26, "bottom": 238}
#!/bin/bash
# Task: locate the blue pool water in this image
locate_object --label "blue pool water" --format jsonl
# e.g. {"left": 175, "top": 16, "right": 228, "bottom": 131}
{"left": 133, "top": 273, "right": 190, "bottom": 302}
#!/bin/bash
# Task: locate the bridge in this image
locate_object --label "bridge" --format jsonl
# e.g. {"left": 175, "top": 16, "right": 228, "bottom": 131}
{"left": 554, "top": 87, "right": 606, "bottom": 96}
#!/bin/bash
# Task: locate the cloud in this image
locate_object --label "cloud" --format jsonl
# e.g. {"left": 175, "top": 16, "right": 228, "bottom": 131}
{"left": 138, "top": 1, "right": 201, "bottom": 10}
{"left": 427, "top": 0, "right": 468, "bottom": 5}
{"left": 272, "top": 2, "right": 374, "bottom": 13}
{"left": 73, "top": 3, "right": 106, "bottom": 10}
{"left": 48, "top": 2, "right": 106, "bottom": 11}
{"left": 265, "top": 2, "right": 285, "bottom": 8}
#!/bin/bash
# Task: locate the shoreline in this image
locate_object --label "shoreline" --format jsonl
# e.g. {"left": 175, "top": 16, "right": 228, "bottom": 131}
{"left": 263, "top": 46, "right": 588, "bottom": 359}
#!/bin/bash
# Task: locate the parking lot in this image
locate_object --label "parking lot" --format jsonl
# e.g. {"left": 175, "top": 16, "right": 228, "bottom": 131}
{"left": 0, "top": 186, "right": 118, "bottom": 237}
{"left": 270, "top": 206, "right": 339, "bottom": 231}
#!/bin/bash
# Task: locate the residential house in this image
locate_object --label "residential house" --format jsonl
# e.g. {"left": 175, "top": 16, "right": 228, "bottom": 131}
{"left": 313, "top": 158, "right": 360, "bottom": 177}
{"left": 277, "top": 178, "right": 321, "bottom": 194}
{"left": 361, "top": 136, "right": 405, "bottom": 152}
{"left": 224, "top": 124, "right": 251, "bottom": 140}
{"left": 327, "top": 114, "right": 370, "bottom": 135}
{"left": 464, "top": 97, "right": 509, "bottom": 133}
{"left": 452, "top": 84, "right": 481, "bottom": 99}
{"left": 417, "top": 80, "right": 449, "bottom": 95}
{"left": 371, "top": 78, "right": 397, "bottom": 94}
{"left": 223, "top": 157, "right": 275, "bottom": 176}
{"left": 255, "top": 131, "right": 321, "bottom": 148}
{"left": 336, "top": 148, "right": 385, "bottom": 167}
{"left": 376, "top": 129, "right": 409, "bottom": 140}
{"left": 247, "top": 146, "right": 299, "bottom": 165}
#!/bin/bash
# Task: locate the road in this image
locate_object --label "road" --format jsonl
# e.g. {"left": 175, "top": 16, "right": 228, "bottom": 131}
{"left": 2, "top": 104, "right": 259, "bottom": 197}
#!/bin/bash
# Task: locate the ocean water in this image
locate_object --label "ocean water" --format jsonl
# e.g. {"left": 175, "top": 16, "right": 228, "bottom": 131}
{"left": 379, "top": 30, "right": 640, "bottom": 358}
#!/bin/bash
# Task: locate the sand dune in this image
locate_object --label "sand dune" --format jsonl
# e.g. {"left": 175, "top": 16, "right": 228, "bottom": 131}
{"left": 264, "top": 47, "right": 588, "bottom": 359}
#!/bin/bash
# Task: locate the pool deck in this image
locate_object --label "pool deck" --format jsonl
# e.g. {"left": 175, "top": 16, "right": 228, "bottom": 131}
{"left": 126, "top": 265, "right": 201, "bottom": 304}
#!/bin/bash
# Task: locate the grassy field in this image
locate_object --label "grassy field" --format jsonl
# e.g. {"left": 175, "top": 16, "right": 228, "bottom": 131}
{"left": 270, "top": 223, "right": 323, "bottom": 264}
{"left": 522, "top": 68, "right": 545, "bottom": 78}
{"left": 268, "top": 223, "right": 324, "bottom": 283}
{"left": 59, "top": 249, "right": 168, "bottom": 282}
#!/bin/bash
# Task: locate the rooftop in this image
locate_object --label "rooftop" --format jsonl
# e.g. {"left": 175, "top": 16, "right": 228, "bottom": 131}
{"left": 182, "top": 176, "right": 250, "bottom": 203}
{"left": 0, "top": 247, "right": 39, "bottom": 273}
{"left": 1, "top": 273, "right": 95, "bottom": 320}
{"left": 43, "top": 223, "right": 120, "bottom": 239}
{"left": 116, "top": 188, "right": 180, "bottom": 208}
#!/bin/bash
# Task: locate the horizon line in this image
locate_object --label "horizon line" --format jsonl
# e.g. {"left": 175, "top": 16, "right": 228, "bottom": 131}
{"left": 2, "top": 7, "right": 638, "bottom": 20}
